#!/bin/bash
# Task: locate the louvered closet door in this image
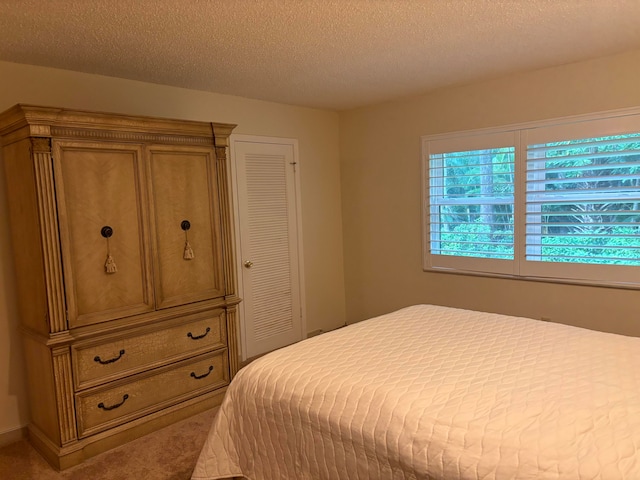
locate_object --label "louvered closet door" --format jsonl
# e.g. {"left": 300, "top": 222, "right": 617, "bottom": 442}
{"left": 234, "top": 139, "right": 302, "bottom": 359}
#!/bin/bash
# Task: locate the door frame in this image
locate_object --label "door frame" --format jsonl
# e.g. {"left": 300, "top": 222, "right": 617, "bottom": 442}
{"left": 229, "top": 134, "right": 307, "bottom": 361}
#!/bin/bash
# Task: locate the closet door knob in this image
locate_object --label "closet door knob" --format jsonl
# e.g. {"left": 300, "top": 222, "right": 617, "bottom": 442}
{"left": 243, "top": 260, "right": 253, "bottom": 268}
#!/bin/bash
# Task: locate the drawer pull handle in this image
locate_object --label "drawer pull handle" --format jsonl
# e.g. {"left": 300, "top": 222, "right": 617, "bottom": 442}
{"left": 98, "top": 394, "right": 129, "bottom": 411}
{"left": 190, "top": 366, "right": 214, "bottom": 380}
{"left": 187, "top": 327, "right": 211, "bottom": 340}
{"left": 94, "top": 349, "right": 125, "bottom": 365}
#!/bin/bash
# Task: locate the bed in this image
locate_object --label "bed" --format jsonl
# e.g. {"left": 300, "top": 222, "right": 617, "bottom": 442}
{"left": 191, "top": 304, "right": 640, "bottom": 479}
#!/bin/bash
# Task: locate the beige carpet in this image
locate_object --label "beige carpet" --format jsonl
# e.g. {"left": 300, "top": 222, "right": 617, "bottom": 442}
{"left": 0, "top": 407, "right": 218, "bottom": 480}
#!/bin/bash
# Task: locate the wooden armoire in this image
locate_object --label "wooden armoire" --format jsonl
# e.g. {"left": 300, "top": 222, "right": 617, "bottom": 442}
{"left": 0, "top": 105, "right": 240, "bottom": 469}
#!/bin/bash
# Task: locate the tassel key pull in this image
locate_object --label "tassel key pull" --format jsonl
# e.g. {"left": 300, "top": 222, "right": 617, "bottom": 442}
{"left": 184, "top": 241, "right": 194, "bottom": 260}
{"left": 101, "top": 226, "right": 118, "bottom": 274}
{"left": 105, "top": 254, "right": 118, "bottom": 273}
{"left": 181, "top": 220, "right": 194, "bottom": 260}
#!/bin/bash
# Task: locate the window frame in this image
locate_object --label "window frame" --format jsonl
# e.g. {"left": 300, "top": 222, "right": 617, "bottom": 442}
{"left": 421, "top": 106, "right": 640, "bottom": 289}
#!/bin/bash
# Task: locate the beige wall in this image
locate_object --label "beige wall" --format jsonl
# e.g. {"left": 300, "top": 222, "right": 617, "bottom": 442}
{"left": 339, "top": 49, "right": 640, "bottom": 333}
{"left": 0, "top": 61, "right": 346, "bottom": 435}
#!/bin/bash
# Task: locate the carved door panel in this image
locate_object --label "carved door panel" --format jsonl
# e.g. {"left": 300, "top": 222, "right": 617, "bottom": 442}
{"left": 147, "top": 145, "right": 225, "bottom": 309}
{"left": 53, "top": 140, "right": 155, "bottom": 328}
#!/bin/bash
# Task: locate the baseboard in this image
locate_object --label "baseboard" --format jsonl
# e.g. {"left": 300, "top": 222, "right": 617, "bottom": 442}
{"left": 0, "top": 425, "right": 28, "bottom": 448}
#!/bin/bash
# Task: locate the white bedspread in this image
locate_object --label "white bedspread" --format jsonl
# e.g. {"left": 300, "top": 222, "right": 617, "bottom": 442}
{"left": 192, "top": 304, "right": 640, "bottom": 479}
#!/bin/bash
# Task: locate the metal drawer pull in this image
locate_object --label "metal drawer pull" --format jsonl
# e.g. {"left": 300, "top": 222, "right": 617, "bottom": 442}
{"left": 187, "top": 327, "right": 211, "bottom": 340}
{"left": 94, "top": 349, "right": 125, "bottom": 365}
{"left": 190, "top": 366, "right": 214, "bottom": 380}
{"left": 98, "top": 394, "right": 129, "bottom": 411}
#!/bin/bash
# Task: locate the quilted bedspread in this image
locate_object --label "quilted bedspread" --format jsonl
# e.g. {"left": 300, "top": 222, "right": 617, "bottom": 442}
{"left": 192, "top": 304, "right": 640, "bottom": 479}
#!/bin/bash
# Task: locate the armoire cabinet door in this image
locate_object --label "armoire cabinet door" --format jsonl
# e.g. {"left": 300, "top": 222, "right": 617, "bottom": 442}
{"left": 148, "top": 145, "right": 225, "bottom": 308}
{"left": 53, "top": 140, "right": 155, "bottom": 327}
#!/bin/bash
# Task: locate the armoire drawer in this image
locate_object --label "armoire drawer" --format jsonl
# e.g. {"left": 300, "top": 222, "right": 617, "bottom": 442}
{"left": 72, "top": 310, "right": 227, "bottom": 389}
{"left": 76, "top": 350, "right": 228, "bottom": 438}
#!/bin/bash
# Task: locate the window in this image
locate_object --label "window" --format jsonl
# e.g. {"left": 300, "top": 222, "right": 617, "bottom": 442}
{"left": 422, "top": 109, "right": 640, "bottom": 287}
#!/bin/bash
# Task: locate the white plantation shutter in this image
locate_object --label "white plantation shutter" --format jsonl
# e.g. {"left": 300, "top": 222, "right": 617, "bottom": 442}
{"left": 429, "top": 149, "right": 515, "bottom": 258}
{"left": 522, "top": 119, "right": 640, "bottom": 284}
{"left": 424, "top": 131, "right": 517, "bottom": 275}
{"left": 526, "top": 137, "right": 640, "bottom": 264}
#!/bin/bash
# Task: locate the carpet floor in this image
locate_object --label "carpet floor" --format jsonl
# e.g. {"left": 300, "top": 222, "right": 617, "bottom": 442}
{"left": 0, "top": 407, "right": 218, "bottom": 480}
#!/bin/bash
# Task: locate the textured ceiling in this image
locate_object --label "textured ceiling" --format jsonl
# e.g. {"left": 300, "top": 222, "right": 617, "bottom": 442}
{"left": 0, "top": 0, "right": 639, "bottom": 111}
